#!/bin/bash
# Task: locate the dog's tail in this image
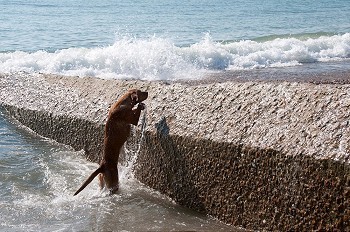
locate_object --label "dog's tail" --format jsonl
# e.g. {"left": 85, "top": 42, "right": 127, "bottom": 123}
{"left": 73, "top": 166, "right": 104, "bottom": 196}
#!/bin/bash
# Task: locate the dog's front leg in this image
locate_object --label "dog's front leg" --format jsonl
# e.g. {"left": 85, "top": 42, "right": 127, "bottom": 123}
{"left": 130, "top": 103, "right": 145, "bottom": 125}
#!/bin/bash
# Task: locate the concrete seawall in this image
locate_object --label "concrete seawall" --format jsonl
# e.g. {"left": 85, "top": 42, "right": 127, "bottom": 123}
{"left": 1, "top": 72, "right": 349, "bottom": 231}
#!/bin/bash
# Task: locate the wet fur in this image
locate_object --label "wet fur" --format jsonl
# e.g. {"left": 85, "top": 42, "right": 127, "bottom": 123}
{"left": 74, "top": 89, "right": 148, "bottom": 195}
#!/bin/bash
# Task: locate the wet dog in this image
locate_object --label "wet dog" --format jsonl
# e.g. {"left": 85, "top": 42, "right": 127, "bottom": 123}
{"left": 74, "top": 89, "right": 148, "bottom": 195}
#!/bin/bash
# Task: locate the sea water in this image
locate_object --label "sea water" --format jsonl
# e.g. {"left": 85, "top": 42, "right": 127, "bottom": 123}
{"left": 0, "top": 0, "right": 350, "bottom": 231}
{"left": 0, "top": 0, "right": 349, "bottom": 81}
{"left": 0, "top": 109, "right": 237, "bottom": 231}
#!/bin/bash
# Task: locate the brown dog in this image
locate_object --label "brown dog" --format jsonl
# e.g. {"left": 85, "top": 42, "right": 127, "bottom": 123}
{"left": 74, "top": 89, "right": 148, "bottom": 195}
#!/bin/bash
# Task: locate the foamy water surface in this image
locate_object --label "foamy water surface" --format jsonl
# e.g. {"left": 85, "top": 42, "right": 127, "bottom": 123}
{"left": 0, "top": 33, "right": 349, "bottom": 80}
{"left": 1, "top": 0, "right": 349, "bottom": 81}
{"left": 0, "top": 109, "right": 235, "bottom": 231}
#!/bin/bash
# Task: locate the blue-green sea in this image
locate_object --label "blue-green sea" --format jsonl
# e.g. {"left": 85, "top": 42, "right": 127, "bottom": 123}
{"left": 0, "top": 0, "right": 349, "bottom": 80}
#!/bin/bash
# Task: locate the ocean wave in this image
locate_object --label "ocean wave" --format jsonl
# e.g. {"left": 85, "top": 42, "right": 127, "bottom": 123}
{"left": 0, "top": 33, "right": 349, "bottom": 80}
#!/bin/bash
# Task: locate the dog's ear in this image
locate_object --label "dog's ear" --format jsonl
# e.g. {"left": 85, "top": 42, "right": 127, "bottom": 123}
{"left": 131, "top": 92, "right": 138, "bottom": 103}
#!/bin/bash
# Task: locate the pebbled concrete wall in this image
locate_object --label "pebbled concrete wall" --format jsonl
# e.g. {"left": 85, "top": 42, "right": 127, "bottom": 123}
{"left": 0, "top": 72, "right": 349, "bottom": 231}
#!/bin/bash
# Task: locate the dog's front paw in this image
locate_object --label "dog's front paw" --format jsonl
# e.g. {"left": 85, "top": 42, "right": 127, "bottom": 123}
{"left": 138, "top": 102, "right": 146, "bottom": 110}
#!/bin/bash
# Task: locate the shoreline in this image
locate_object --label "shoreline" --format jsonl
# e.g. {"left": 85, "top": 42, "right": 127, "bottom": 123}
{"left": 0, "top": 72, "right": 349, "bottom": 230}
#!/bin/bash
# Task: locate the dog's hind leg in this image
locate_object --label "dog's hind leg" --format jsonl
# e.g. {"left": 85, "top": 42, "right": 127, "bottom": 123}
{"left": 98, "top": 173, "right": 105, "bottom": 190}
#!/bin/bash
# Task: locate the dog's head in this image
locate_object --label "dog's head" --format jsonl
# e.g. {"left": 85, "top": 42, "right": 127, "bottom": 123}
{"left": 129, "top": 89, "right": 148, "bottom": 105}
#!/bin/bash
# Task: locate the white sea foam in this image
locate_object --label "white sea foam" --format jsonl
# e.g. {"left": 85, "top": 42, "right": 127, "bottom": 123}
{"left": 0, "top": 33, "right": 349, "bottom": 80}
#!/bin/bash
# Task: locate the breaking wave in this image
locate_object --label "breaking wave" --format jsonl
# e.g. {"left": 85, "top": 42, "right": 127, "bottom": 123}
{"left": 0, "top": 33, "right": 349, "bottom": 80}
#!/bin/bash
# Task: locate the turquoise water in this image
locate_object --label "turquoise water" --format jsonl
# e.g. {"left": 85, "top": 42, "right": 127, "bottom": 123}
{"left": 0, "top": 0, "right": 349, "bottom": 80}
{"left": 1, "top": 0, "right": 349, "bottom": 50}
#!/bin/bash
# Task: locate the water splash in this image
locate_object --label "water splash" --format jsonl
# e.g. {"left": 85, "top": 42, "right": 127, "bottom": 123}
{"left": 121, "top": 107, "right": 148, "bottom": 182}
{"left": 0, "top": 33, "right": 349, "bottom": 80}
{"left": 1, "top": 109, "right": 234, "bottom": 231}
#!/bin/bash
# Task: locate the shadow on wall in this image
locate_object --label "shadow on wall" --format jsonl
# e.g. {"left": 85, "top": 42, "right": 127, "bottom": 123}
{"left": 154, "top": 117, "right": 206, "bottom": 212}
{"left": 135, "top": 116, "right": 350, "bottom": 230}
